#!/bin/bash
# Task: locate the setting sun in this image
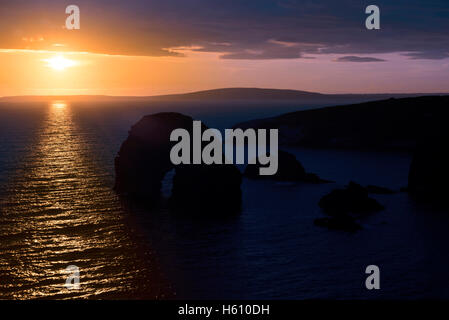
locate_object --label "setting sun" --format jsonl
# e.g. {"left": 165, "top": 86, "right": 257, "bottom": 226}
{"left": 44, "top": 55, "right": 76, "bottom": 71}
{"left": 51, "top": 101, "right": 67, "bottom": 108}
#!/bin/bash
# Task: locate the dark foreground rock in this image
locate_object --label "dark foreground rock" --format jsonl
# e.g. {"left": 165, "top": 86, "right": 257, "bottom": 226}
{"left": 114, "top": 112, "right": 242, "bottom": 216}
{"left": 408, "top": 132, "right": 449, "bottom": 206}
{"left": 244, "top": 150, "right": 329, "bottom": 183}
{"left": 170, "top": 163, "right": 242, "bottom": 215}
{"left": 114, "top": 112, "right": 193, "bottom": 202}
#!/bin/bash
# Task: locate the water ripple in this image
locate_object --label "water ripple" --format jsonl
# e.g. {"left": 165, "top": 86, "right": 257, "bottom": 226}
{"left": 0, "top": 102, "right": 172, "bottom": 299}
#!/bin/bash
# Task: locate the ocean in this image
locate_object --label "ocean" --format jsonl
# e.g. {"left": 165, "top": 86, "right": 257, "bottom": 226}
{"left": 0, "top": 100, "right": 448, "bottom": 299}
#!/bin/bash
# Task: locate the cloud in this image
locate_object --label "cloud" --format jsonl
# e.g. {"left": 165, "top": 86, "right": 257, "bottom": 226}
{"left": 334, "top": 56, "right": 386, "bottom": 62}
{"left": 402, "top": 51, "right": 449, "bottom": 60}
{"left": 0, "top": 0, "right": 448, "bottom": 60}
{"left": 219, "top": 41, "right": 305, "bottom": 59}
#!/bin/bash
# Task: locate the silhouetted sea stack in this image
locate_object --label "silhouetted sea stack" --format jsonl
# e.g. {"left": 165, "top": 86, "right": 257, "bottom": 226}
{"left": 171, "top": 163, "right": 242, "bottom": 215}
{"left": 315, "top": 182, "right": 385, "bottom": 232}
{"left": 319, "top": 182, "right": 385, "bottom": 216}
{"left": 114, "top": 112, "right": 242, "bottom": 215}
{"left": 244, "top": 150, "right": 328, "bottom": 183}
{"left": 408, "top": 132, "right": 449, "bottom": 206}
{"left": 114, "top": 112, "right": 193, "bottom": 202}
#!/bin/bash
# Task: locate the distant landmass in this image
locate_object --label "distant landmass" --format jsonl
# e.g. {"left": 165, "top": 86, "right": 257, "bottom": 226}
{"left": 1, "top": 87, "right": 446, "bottom": 104}
{"left": 148, "top": 88, "right": 445, "bottom": 104}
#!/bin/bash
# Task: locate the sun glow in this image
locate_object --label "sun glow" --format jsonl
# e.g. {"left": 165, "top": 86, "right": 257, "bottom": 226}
{"left": 51, "top": 101, "right": 67, "bottom": 108}
{"left": 44, "top": 55, "right": 76, "bottom": 71}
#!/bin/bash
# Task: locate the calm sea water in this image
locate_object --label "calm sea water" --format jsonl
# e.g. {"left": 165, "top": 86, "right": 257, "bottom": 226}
{"left": 0, "top": 101, "right": 448, "bottom": 299}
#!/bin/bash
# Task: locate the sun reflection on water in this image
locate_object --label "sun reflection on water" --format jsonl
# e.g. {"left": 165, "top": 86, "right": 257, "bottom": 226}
{"left": 0, "top": 101, "right": 169, "bottom": 299}
{"left": 51, "top": 101, "right": 67, "bottom": 109}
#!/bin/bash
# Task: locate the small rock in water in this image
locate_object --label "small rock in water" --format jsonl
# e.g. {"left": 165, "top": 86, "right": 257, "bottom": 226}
{"left": 318, "top": 181, "right": 385, "bottom": 217}
{"left": 315, "top": 181, "right": 385, "bottom": 232}
{"left": 244, "top": 150, "right": 329, "bottom": 183}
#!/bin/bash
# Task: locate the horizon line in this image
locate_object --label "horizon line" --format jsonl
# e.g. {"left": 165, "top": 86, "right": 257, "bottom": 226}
{"left": 2, "top": 87, "right": 449, "bottom": 100}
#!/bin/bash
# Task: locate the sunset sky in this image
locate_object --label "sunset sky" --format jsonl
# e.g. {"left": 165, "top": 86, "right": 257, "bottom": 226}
{"left": 1, "top": 0, "right": 449, "bottom": 96}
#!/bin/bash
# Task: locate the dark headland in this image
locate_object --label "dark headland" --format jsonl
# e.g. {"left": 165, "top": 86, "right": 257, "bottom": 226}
{"left": 234, "top": 95, "right": 449, "bottom": 152}
{"left": 234, "top": 95, "right": 449, "bottom": 208}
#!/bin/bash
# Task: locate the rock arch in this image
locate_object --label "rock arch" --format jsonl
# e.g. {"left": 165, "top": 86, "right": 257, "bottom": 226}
{"left": 114, "top": 112, "right": 242, "bottom": 215}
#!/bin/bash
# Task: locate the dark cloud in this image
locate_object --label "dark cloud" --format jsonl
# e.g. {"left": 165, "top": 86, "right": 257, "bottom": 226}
{"left": 219, "top": 40, "right": 305, "bottom": 59}
{"left": 403, "top": 51, "right": 449, "bottom": 60}
{"left": 0, "top": 0, "right": 448, "bottom": 60}
{"left": 335, "top": 56, "right": 386, "bottom": 62}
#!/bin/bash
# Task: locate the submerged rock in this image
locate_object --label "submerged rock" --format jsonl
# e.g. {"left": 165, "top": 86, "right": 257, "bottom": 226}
{"left": 244, "top": 150, "right": 329, "bottom": 183}
{"left": 318, "top": 181, "right": 385, "bottom": 217}
{"left": 114, "top": 112, "right": 242, "bottom": 215}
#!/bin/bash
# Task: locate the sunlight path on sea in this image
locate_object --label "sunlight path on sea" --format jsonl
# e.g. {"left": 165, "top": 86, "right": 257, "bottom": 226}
{"left": 0, "top": 101, "right": 169, "bottom": 299}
